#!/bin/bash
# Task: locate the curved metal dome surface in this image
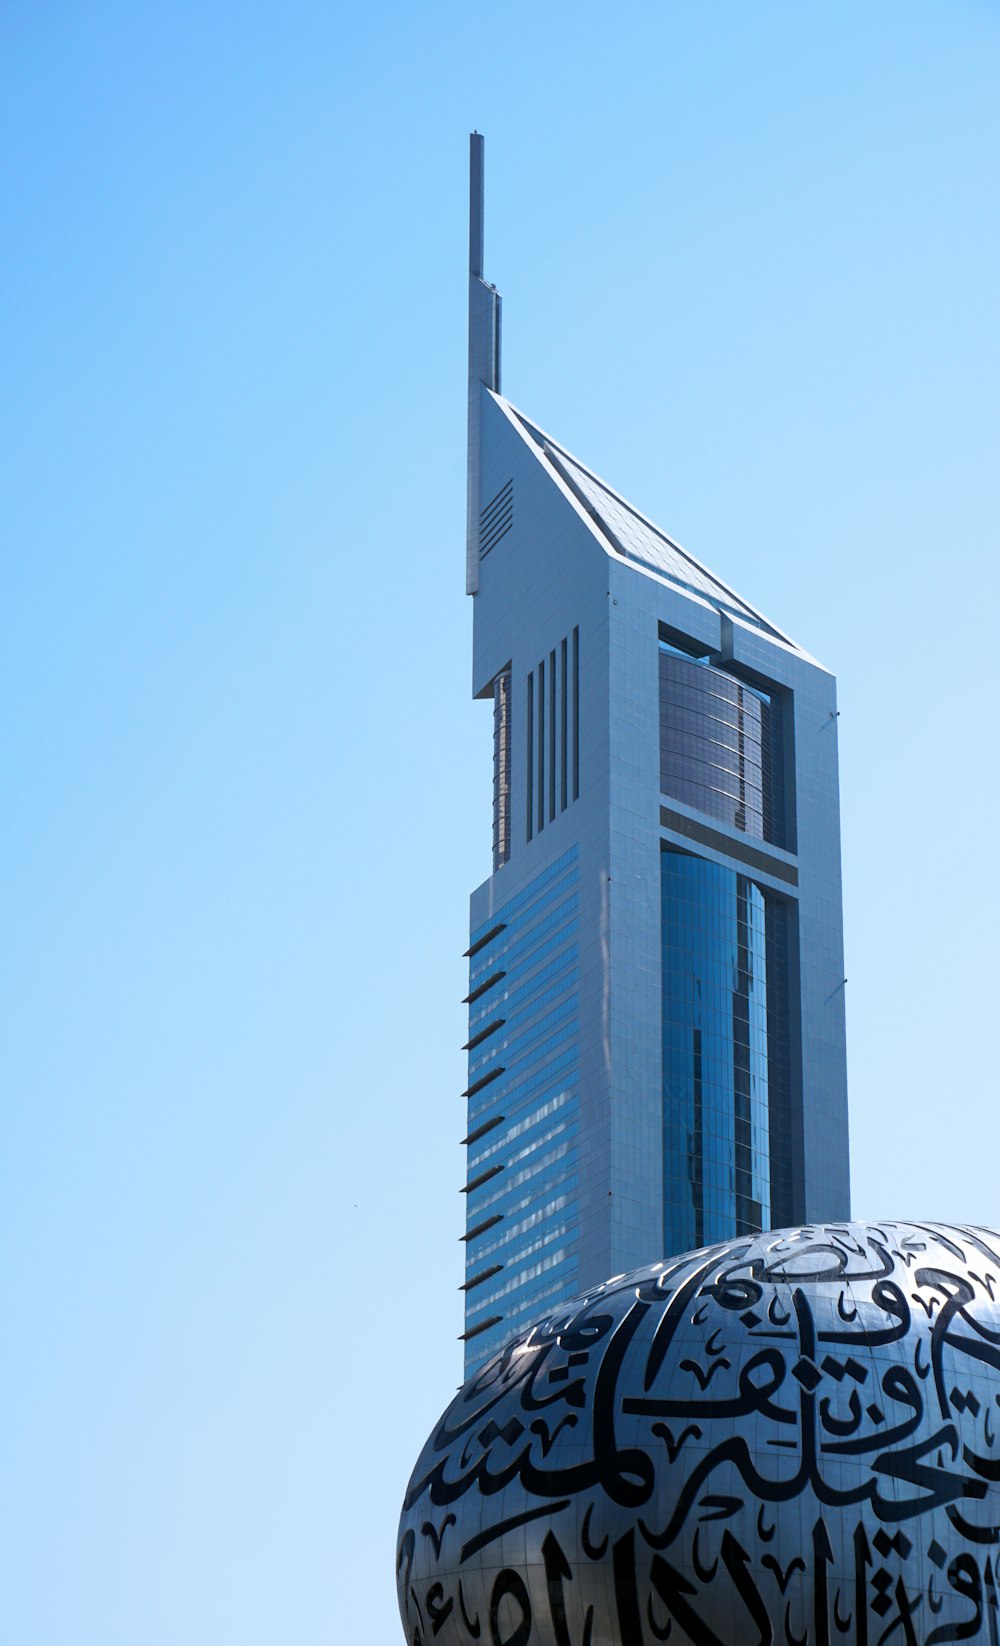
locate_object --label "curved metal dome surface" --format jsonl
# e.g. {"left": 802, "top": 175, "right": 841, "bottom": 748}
{"left": 397, "top": 1221, "right": 1000, "bottom": 1645}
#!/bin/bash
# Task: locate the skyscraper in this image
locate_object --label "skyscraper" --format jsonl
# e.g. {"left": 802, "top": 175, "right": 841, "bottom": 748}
{"left": 460, "top": 136, "right": 849, "bottom": 1374}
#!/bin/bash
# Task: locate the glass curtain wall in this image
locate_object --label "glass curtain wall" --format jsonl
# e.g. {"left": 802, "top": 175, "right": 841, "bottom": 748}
{"left": 661, "top": 846, "right": 783, "bottom": 1254}
{"left": 659, "top": 644, "right": 779, "bottom": 845}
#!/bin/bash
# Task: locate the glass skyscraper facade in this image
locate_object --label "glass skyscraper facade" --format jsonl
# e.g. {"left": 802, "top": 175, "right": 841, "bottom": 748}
{"left": 460, "top": 136, "right": 849, "bottom": 1374}
{"left": 661, "top": 848, "right": 776, "bottom": 1253}
{"left": 462, "top": 847, "right": 581, "bottom": 1368}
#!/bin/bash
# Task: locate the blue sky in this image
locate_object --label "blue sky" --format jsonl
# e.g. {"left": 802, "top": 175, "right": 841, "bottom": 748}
{"left": 2, "top": 3, "right": 998, "bottom": 1640}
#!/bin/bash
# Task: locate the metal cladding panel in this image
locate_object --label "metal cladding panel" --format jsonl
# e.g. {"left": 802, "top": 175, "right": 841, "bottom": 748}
{"left": 604, "top": 564, "right": 667, "bottom": 1275}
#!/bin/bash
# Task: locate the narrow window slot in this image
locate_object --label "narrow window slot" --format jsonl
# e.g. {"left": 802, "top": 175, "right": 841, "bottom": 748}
{"left": 548, "top": 647, "right": 557, "bottom": 822}
{"left": 560, "top": 636, "right": 568, "bottom": 811}
{"left": 526, "top": 670, "right": 534, "bottom": 842}
{"left": 572, "top": 626, "right": 580, "bottom": 800}
{"left": 537, "top": 658, "right": 546, "bottom": 833}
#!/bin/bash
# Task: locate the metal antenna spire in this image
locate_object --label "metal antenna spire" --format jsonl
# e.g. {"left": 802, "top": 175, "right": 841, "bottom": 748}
{"left": 466, "top": 132, "right": 502, "bottom": 596}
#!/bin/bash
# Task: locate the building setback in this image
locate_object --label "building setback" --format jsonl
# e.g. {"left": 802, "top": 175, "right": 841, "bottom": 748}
{"left": 460, "top": 136, "right": 850, "bottom": 1375}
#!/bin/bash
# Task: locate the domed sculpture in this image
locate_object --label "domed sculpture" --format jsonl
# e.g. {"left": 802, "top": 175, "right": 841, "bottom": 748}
{"left": 397, "top": 1221, "right": 1000, "bottom": 1644}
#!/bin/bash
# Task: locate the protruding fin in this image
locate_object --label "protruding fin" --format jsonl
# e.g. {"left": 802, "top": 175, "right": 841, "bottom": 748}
{"left": 466, "top": 133, "right": 502, "bottom": 596}
{"left": 469, "top": 130, "right": 484, "bottom": 279}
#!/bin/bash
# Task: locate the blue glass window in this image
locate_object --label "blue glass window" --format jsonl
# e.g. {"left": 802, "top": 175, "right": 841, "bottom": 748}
{"left": 661, "top": 846, "right": 792, "bottom": 1255}
{"left": 464, "top": 847, "right": 581, "bottom": 1373}
{"left": 659, "top": 645, "right": 787, "bottom": 847}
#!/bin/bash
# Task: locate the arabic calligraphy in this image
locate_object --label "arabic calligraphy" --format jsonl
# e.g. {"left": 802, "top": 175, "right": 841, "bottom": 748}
{"left": 396, "top": 1222, "right": 1000, "bottom": 1644}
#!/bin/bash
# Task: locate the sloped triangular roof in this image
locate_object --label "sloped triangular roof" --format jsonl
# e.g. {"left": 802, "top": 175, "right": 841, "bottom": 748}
{"left": 502, "top": 397, "right": 803, "bottom": 653}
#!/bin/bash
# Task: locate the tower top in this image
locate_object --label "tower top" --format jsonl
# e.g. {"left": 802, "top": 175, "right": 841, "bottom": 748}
{"left": 466, "top": 133, "right": 502, "bottom": 595}
{"left": 469, "top": 131, "right": 484, "bottom": 279}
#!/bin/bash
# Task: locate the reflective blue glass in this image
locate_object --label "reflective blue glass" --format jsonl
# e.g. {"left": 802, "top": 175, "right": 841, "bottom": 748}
{"left": 659, "top": 647, "right": 781, "bottom": 844}
{"left": 464, "top": 848, "right": 581, "bottom": 1370}
{"left": 469, "top": 957, "right": 578, "bottom": 1038}
{"left": 468, "top": 845, "right": 578, "bottom": 948}
{"left": 468, "top": 992, "right": 578, "bottom": 1079}
{"left": 469, "top": 1047, "right": 578, "bottom": 1127}
{"left": 661, "top": 847, "right": 784, "bottom": 1255}
{"left": 466, "top": 1256, "right": 581, "bottom": 1361}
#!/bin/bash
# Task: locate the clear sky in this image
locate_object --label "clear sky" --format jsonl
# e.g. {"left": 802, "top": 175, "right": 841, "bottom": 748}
{"left": 3, "top": 3, "right": 998, "bottom": 1641}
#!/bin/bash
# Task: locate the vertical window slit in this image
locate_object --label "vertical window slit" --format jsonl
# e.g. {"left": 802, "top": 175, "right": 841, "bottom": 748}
{"left": 692, "top": 1027, "right": 704, "bottom": 1249}
{"left": 548, "top": 648, "right": 557, "bottom": 822}
{"left": 571, "top": 626, "right": 580, "bottom": 801}
{"left": 526, "top": 670, "right": 534, "bottom": 842}
{"left": 560, "top": 637, "right": 568, "bottom": 812}
{"left": 537, "top": 659, "right": 546, "bottom": 833}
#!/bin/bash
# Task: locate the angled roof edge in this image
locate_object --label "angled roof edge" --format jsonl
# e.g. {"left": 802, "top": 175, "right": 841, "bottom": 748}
{"left": 484, "top": 388, "right": 645, "bottom": 562}
{"left": 488, "top": 389, "right": 818, "bottom": 665}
